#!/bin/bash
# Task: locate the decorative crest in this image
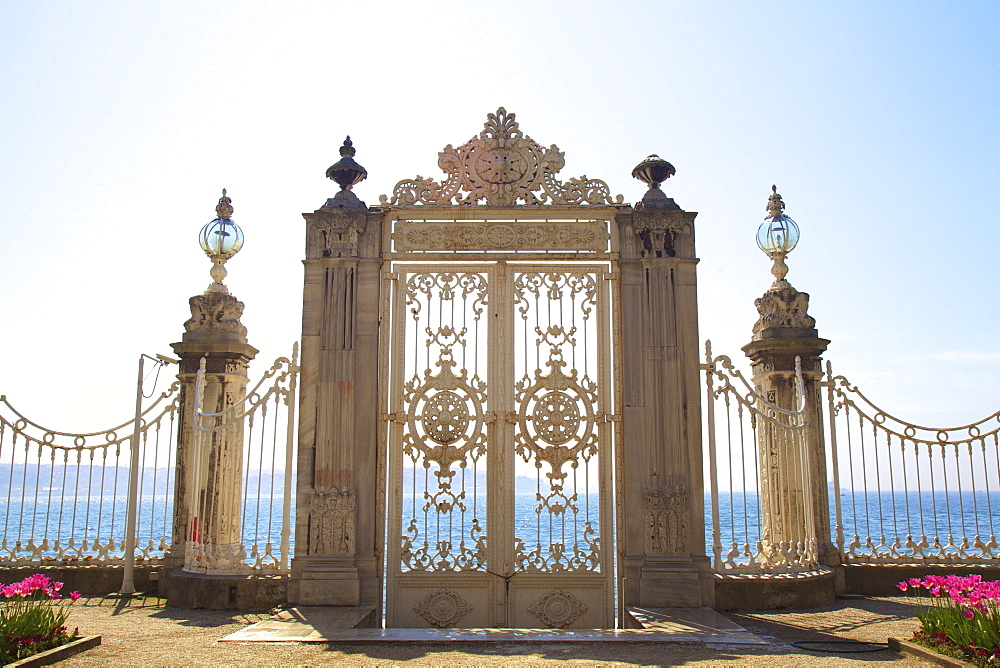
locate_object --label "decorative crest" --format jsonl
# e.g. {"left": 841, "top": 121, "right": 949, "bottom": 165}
{"left": 766, "top": 184, "right": 784, "bottom": 218}
{"left": 215, "top": 188, "right": 234, "bottom": 220}
{"left": 380, "top": 108, "right": 624, "bottom": 207}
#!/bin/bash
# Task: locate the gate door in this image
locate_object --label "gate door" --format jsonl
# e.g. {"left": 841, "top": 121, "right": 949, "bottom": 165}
{"left": 386, "top": 262, "right": 615, "bottom": 628}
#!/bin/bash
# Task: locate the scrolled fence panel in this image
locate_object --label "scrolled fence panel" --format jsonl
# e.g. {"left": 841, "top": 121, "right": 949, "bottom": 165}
{"left": 0, "top": 383, "right": 180, "bottom": 565}
{"left": 703, "top": 341, "right": 818, "bottom": 574}
{"left": 826, "top": 362, "right": 1000, "bottom": 564}
{"left": 185, "top": 344, "right": 298, "bottom": 575}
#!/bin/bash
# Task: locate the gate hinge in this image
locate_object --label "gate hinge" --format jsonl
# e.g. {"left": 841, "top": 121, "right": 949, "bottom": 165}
{"left": 600, "top": 413, "right": 620, "bottom": 423}
{"left": 603, "top": 272, "right": 619, "bottom": 281}
{"left": 381, "top": 412, "right": 404, "bottom": 423}
{"left": 384, "top": 273, "right": 400, "bottom": 282}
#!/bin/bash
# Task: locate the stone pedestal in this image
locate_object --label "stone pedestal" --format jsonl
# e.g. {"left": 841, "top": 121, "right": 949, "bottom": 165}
{"left": 742, "top": 281, "right": 837, "bottom": 567}
{"left": 165, "top": 291, "right": 257, "bottom": 576}
{"left": 616, "top": 186, "right": 713, "bottom": 608}
{"left": 286, "top": 187, "right": 384, "bottom": 615}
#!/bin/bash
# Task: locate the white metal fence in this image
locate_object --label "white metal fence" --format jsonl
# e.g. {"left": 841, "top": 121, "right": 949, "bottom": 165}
{"left": 703, "top": 345, "right": 1000, "bottom": 573}
{"left": 0, "top": 381, "right": 181, "bottom": 565}
{"left": 826, "top": 361, "right": 1000, "bottom": 564}
{"left": 702, "top": 341, "right": 818, "bottom": 573}
{"left": 0, "top": 346, "right": 298, "bottom": 575}
{"left": 185, "top": 345, "right": 298, "bottom": 574}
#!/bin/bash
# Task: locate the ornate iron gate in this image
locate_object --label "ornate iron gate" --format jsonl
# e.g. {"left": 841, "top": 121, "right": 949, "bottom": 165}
{"left": 385, "top": 262, "right": 615, "bottom": 628}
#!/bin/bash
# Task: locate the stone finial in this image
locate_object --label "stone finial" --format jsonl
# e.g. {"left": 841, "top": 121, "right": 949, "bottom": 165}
{"left": 631, "top": 154, "right": 681, "bottom": 211}
{"left": 632, "top": 154, "right": 676, "bottom": 190}
{"left": 325, "top": 136, "right": 368, "bottom": 191}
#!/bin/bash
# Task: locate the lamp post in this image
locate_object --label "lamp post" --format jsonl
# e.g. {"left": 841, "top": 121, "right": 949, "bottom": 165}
{"left": 756, "top": 185, "right": 800, "bottom": 289}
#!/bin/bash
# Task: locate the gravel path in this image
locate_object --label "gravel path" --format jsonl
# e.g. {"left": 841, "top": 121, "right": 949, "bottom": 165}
{"left": 56, "top": 595, "right": 935, "bottom": 666}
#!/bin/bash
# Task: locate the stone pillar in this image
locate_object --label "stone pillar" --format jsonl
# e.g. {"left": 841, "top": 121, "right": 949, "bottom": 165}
{"left": 742, "top": 280, "right": 837, "bottom": 567}
{"left": 167, "top": 290, "right": 257, "bottom": 573}
{"left": 617, "top": 157, "right": 713, "bottom": 608}
{"left": 287, "top": 139, "right": 383, "bottom": 613}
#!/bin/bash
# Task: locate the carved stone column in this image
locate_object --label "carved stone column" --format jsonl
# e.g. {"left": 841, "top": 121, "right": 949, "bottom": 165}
{"left": 288, "top": 139, "right": 384, "bottom": 612}
{"left": 167, "top": 291, "right": 258, "bottom": 573}
{"left": 617, "top": 156, "right": 713, "bottom": 608}
{"left": 742, "top": 281, "right": 836, "bottom": 567}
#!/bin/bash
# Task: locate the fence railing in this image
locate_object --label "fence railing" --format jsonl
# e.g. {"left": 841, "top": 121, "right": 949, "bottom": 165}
{"left": 0, "top": 381, "right": 181, "bottom": 565}
{"left": 703, "top": 341, "right": 818, "bottom": 574}
{"left": 826, "top": 361, "right": 1000, "bottom": 564}
{"left": 185, "top": 344, "right": 298, "bottom": 575}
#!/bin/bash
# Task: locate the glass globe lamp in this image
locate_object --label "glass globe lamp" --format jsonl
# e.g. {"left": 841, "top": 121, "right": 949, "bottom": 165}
{"left": 198, "top": 218, "right": 244, "bottom": 259}
{"left": 200, "top": 189, "right": 244, "bottom": 294}
{"left": 756, "top": 186, "right": 799, "bottom": 287}
{"left": 756, "top": 213, "right": 799, "bottom": 256}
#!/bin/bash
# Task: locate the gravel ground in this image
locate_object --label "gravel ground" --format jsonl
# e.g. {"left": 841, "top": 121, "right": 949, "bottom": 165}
{"left": 56, "top": 595, "right": 935, "bottom": 666}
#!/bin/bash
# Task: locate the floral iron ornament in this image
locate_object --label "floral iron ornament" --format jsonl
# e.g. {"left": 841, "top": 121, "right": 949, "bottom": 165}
{"left": 380, "top": 108, "right": 624, "bottom": 207}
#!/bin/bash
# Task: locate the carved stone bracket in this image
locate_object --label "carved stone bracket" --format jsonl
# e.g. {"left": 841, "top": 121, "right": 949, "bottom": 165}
{"left": 413, "top": 589, "right": 473, "bottom": 628}
{"left": 380, "top": 108, "right": 623, "bottom": 207}
{"left": 183, "top": 540, "right": 249, "bottom": 575}
{"left": 183, "top": 292, "right": 248, "bottom": 344}
{"left": 627, "top": 207, "right": 695, "bottom": 260}
{"left": 644, "top": 481, "right": 691, "bottom": 555}
{"left": 527, "top": 589, "right": 587, "bottom": 628}
{"left": 308, "top": 486, "right": 356, "bottom": 556}
{"left": 752, "top": 285, "right": 817, "bottom": 341}
{"left": 304, "top": 190, "right": 369, "bottom": 259}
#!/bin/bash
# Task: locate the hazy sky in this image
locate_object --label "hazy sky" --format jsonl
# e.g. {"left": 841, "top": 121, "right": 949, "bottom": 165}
{"left": 1, "top": 0, "right": 998, "bottom": 433}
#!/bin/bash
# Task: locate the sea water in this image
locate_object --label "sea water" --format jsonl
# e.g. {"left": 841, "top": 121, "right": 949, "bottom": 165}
{"left": 4, "top": 490, "right": 1000, "bottom": 563}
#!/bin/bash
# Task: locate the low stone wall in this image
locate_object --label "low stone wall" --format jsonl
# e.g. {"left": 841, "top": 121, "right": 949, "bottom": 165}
{"left": 0, "top": 565, "right": 160, "bottom": 595}
{"left": 713, "top": 568, "right": 836, "bottom": 611}
{"left": 160, "top": 568, "right": 286, "bottom": 611}
{"left": 844, "top": 564, "right": 1000, "bottom": 595}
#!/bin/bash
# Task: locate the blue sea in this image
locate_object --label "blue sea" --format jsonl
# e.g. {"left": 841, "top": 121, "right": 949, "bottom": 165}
{"left": 3, "top": 488, "right": 1000, "bottom": 565}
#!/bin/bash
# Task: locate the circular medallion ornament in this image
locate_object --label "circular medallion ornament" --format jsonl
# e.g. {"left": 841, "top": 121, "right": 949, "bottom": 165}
{"left": 474, "top": 148, "right": 529, "bottom": 184}
{"left": 421, "top": 391, "right": 469, "bottom": 444}
{"left": 527, "top": 589, "right": 587, "bottom": 628}
{"left": 414, "top": 589, "right": 473, "bottom": 628}
{"left": 531, "top": 392, "right": 581, "bottom": 444}
{"left": 485, "top": 224, "right": 517, "bottom": 248}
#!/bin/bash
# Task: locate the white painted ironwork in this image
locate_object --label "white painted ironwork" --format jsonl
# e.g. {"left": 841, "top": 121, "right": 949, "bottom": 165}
{"left": 384, "top": 208, "right": 618, "bottom": 264}
{"left": 380, "top": 107, "right": 623, "bottom": 208}
{"left": 385, "top": 263, "right": 615, "bottom": 628}
{"left": 0, "top": 382, "right": 181, "bottom": 565}
{"left": 824, "top": 361, "right": 1000, "bottom": 564}
{"left": 702, "top": 341, "right": 817, "bottom": 573}
{"left": 186, "top": 344, "right": 299, "bottom": 574}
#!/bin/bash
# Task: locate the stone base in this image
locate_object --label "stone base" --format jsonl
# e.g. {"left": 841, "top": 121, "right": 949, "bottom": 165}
{"left": 0, "top": 565, "right": 160, "bottom": 596}
{"left": 161, "top": 568, "right": 286, "bottom": 611}
{"left": 713, "top": 568, "right": 836, "bottom": 611}
{"left": 636, "top": 562, "right": 714, "bottom": 608}
{"left": 287, "top": 563, "right": 361, "bottom": 606}
{"left": 844, "top": 564, "right": 1000, "bottom": 596}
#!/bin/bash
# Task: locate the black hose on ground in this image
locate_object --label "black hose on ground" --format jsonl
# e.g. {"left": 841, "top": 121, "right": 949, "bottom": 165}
{"left": 791, "top": 639, "right": 888, "bottom": 653}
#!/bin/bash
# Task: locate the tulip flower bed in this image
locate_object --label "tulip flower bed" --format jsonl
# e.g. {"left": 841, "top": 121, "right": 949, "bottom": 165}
{"left": 898, "top": 575, "right": 1000, "bottom": 666}
{"left": 0, "top": 574, "right": 81, "bottom": 664}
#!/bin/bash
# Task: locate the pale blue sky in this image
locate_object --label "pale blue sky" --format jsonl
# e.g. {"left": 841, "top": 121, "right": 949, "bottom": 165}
{"left": 1, "top": 0, "right": 998, "bottom": 431}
